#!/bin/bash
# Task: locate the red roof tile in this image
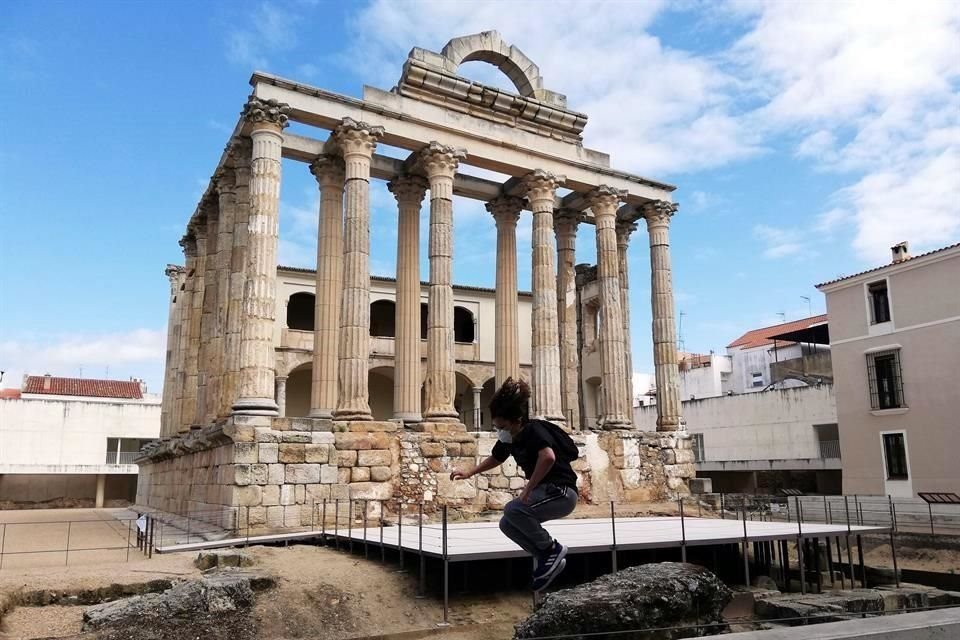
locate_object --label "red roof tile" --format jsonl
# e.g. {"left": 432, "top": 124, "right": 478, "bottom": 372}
{"left": 0, "top": 389, "right": 21, "bottom": 399}
{"left": 727, "top": 314, "right": 829, "bottom": 350}
{"left": 22, "top": 376, "right": 144, "bottom": 399}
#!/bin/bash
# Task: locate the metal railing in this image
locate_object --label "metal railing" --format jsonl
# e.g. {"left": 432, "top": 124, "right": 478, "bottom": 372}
{"left": 105, "top": 451, "right": 140, "bottom": 464}
{"left": 818, "top": 440, "right": 841, "bottom": 459}
{"left": 0, "top": 514, "right": 149, "bottom": 572}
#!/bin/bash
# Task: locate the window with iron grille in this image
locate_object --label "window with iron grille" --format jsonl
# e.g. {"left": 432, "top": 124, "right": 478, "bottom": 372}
{"left": 883, "top": 433, "right": 908, "bottom": 480}
{"left": 868, "top": 281, "right": 891, "bottom": 324}
{"left": 866, "top": 349, "right": 905, "bottom": 409}
{"left": 691, "top": 433, "right": 705, "bottom": 462}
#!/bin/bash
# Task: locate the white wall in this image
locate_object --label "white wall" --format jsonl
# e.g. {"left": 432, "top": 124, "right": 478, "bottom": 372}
{"left": 728, "top": 343, "right": 803, "bottom": 394}
{"left": 679, "top": 355, "right": 732, "bottom": 400}
{"left": 634, "top": 385, "right": 836, "bottom": 462}
{"left": 0, "top": 396, "right": 160, "bottom": 470}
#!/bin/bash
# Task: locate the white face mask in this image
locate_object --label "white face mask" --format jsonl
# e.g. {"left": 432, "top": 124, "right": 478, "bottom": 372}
{"left": 497, "top": 429, "right": 513, "bottom": 444}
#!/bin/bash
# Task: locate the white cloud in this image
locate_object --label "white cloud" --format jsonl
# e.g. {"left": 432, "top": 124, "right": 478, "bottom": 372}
{"left": 0, "top": 330, "right": 166, "bottom": 392}
{"left": 226, "top": 2, "right": 298, "bottom": 69}
{"left": 752, "top": 224, "right": 803, "bottom": 259}
{"left": 814, "top": 207, "right": 852, "bottom": 234}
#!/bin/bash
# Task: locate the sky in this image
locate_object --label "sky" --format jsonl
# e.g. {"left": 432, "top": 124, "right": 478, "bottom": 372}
{"left": 1, "top": 0, "right": 958, "bottom": 395}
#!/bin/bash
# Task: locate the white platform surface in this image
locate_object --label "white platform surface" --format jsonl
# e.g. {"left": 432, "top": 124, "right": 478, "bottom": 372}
{"left": 332, "top": 516, "right": 887, "bottom": 562}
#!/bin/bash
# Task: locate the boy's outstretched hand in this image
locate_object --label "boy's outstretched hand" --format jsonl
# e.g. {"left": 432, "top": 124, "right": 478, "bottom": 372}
{"left": 450, "top": 469, "right": 471, "bottom": 481}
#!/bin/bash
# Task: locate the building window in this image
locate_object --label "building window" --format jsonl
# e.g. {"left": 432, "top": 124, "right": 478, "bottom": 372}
{"left": 287, "top": 293, "right": 315, "bottom": 331}
{"left": 882, "top": 433, "right": 908, "bottom": 480}
{"left": 370, "top": 300, "right": 396, "bottom": 338}
{"left": 691, "top": 433, "right": 705, "bottom": 462}
{"left": 868, "top": 281, "right": 891, "bottom": 324}
{"left": 867, "top": 349, "right": 905, "bottom": 409}
{"left": 751, "top": 372, "right": 764, "bottom": 388}
{"left": 454, "top": 306, "right": 475, "bottom": 343}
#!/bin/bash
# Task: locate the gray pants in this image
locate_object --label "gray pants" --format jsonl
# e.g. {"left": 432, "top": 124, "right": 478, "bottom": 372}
{"left": 499, "top": 483, "right": 577, "bottom": 556}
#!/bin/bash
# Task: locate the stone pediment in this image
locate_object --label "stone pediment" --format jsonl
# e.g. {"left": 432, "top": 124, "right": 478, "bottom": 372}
{"left": 396, "top": 31, "right": 588, "bottom": 143}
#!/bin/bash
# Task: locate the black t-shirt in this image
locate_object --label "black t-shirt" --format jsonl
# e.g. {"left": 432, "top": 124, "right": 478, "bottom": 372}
{"left": 491, "top": 419, "right": 579, "bottom": 490}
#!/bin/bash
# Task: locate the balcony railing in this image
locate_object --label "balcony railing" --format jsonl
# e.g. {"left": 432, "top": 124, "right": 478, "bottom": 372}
{"left": 105, "top": 451, "right": 140, "bottom": 465}
{"left": 819, "top": 440, "right": 841, "bottom": 459}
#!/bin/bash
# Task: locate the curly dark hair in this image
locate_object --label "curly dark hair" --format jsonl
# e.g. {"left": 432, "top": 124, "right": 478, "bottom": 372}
{"left": 488, "top": 377, "right": 530, "bottom": 422}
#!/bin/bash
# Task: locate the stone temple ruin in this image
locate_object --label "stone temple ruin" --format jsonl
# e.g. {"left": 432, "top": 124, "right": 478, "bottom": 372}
{"left": 137, "top": 32, "right": 694, "bottom": 529}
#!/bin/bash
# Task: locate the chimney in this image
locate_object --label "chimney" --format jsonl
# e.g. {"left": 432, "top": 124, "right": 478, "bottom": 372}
{"left": 891, "top": 241, "right": 910, "bottom": 264}
{"left": 138, "top": 379, "right": 147, "bottom": 395}
{"left": 43, "top": 373, "right": 52, "bottom": 390}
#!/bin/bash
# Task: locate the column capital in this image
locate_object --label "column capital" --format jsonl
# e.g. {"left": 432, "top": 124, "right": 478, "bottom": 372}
{"left": 641, "top": 200, "right": 679, "bottom": 228}
{"left": 387, "top": 174, "right": 429, "bottom": 205}
{"left": 553, "top": 208, "right": 583, "bottom": 236}
{"left": 213, "top": 167, "right": 236, "bottom": 195}
{"left": 417, "top": 141, "right": 467, "bottom": 179}
{"left": 179, "top": 234, "right": 197, "bottom": 258}
{"left": 241, "top": 95, "right": 290, "bottom": 130}
{"left": 334, "top": 118, "right": 384, "bottom": 158}
{"left": 310, "top": 154, "right": 346, "bottom": 188}
{"left": 586, "top": 185, "right": 628, "bottom": 216}
{"left": 486, "top": 195, "right": 524, "bottom": 226}
{"left": 521, "top": 169, "right": 565, "bottom": 206}
{"left": 615, "top": 219, "right": 639, "bottom": 246}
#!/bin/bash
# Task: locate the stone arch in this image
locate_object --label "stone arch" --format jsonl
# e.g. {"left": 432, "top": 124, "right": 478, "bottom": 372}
{"left": 285, "top": 362, "right": 312, "bottom": 418}
{"left": 440, "top": 31, "right": 543, "bottom": 98}
{"left": 369, "top": 365, "right": 394, "bottom": 420}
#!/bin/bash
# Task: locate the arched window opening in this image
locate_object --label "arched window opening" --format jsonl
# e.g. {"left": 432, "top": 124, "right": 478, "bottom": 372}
{"left": 370, "top": 300, "right": 396, "bottom": 338}
{"left": 287, "top": 293, "right": 315, "bottom": 331}
{"left": 454, "top": 307, "right": 475, "bottom": 343}
{"left": 420, "top": 303, "right": 428, "bottom": 340}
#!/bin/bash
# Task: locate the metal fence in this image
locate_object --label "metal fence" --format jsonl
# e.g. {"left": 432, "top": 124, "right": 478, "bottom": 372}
{"left": 0, "top": 515, "right": 149, "bottom": 572}
{"left": 818, "top": 440, "right": 841, "bottom": 459}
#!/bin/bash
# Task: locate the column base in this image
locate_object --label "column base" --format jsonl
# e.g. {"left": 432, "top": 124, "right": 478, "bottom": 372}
{"left": 393, "top": 412, "right": 423, "bottom": 423}
{"left": 231, "top": 397, "right": 279, "bottom": 416}
{"left": 308, "top": 408, "right": 334, "bottom": 419}
{"left": 333, "top": 411, "right": 373, "bottom": 421}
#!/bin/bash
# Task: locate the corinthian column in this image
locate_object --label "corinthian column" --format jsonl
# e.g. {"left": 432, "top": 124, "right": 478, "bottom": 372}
{"left": 587, "top": 186, "right": 631, "bottom": 429}
{"left": 213, "top": 169, "right": 236, "bottom": 419}
{"left": 175, "top": 235, "right": 197, "bottom": 433}
{"left": 185, "top": 226, "right": 206, "bottom": 428}
{"left": 223, "top": 142, "right": 251, "bottom": 418}
{"left": 642, "top": 200, "right": 682, "bottom": 432}
{"left": 161, "top": 265, "right": 185, "bottom": 438}
{"left": 486, "top": 196, "right": 523, "bottom": 388}
{"left": 333, "top": 118, "right": 384, "bottom": 421}
{"left": 420, "top": 142, "right": 466, "bottom": 422}
{"left": 522, "top": 170, "right": 566, "bottom": 427}
{"left": 309, "top": 155, "right": 345, "bottom": 418}
{"left": 389, "top": 175, "right": 429, "bottom": 423}
{"left": 232, "top": 96, "right": 288, "bottom": 416}
{"left": 616, "top": 215, "right": 639, "bottom": 413}
{"left": 554, "top": 209, "right": 582, "bottom": 430}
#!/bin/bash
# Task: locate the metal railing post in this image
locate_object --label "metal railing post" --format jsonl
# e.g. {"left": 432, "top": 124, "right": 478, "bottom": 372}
{"left": 148, "top": 516, "right": 154, "bottom": 559}
{"left": 888, "top": 501, "right": 899, "bottom": 587}
{"left": 380, "top": 500, "right": 385, "bottom": 564}
{"left": 363, "top": 500, "right": 369, "bottom": 560}
{"left": 418, "top": 502, "right": 426, "bottom": 598}
{"left": 398, "top": 499, "right": 405, "bottom": 571}
{"left": 322, "top": 499, "right": 327, "bottom": 545}
{"left": 720, "top": 492, "right": 725, "bottom": 520}
{"left": 610, "top": 501, "right": 618, "bottom": 573}
{"left": 741, "top": 505, "right": 750, "bottom": 586}
{"left": 929, "top": 502, "right": 935, "bottom": 538}
{"left": 441, "top": 505, "right": 449, "bottom": 627}
{"left": 65, "top": 521, "right": 72, "bottom": 566}
{"left": 679, "top": 497, "right": 687, "bottom": 563}
{"left": 796, "top": 504, "right": 805, "bottom": 594}
{"left": 348, "top": 499, "right": 354, "bottom": 554}
{"left": 334, "top": 499, "right": 340, "bottom": 550}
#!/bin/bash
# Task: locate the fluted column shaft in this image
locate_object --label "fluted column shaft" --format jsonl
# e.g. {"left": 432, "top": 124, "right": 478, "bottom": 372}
{"left": 233, "top": 97, "right": 288, "bottom": 416}
{"left": 161, "top": 265, "right": 185, "bottom": 437}
{"left": 309, "top": 156, "right": 345, "bottom": 418}
{"left": 389, "top": 175, "right": 429, "bottom": 423}
{"left": 224, "top": 148, "right": 251, "bottom": 417}
{"left": 334, "top": 119, "right": 384, "bottom": 421}
{"left": 184, "top": 228, "right": 207, "bottom": 427}
{"left": 616, "top": 218, "right": 639, "bottom": 414}
{"left": 643, "top": 201, "right": 682, "bottom": 432}
{"left": 275, "top": 376, "right": 288, "bottom": 418}
{"left": 554, "top": 209, "right": 581, "bottom": 430}
{"left": 472, "top": 387, "right": 482, "bottom": 431}
{"left": 588, "top": 187, "right": 632, "bottom": 429}
{"left": 213, "top": 171, "right": 236, "bottom": 419}
{"left": 175, "top": 237, "right": 196, "bottom": 433}
{"left": 198, "top": 204, "right": 220, "bottom": 425}
{"left": 421, "top": 142, "right": 466, "bottom": 422}
{"left": 487, "top": 197, "right": 523, "bottom": 388}
{"left": 523, "top": 170, "right": 566, "bottom": 427}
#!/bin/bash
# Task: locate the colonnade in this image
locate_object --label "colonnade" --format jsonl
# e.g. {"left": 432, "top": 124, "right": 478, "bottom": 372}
{"left": 161, "top": 96, "right": 684, "bottom": 437}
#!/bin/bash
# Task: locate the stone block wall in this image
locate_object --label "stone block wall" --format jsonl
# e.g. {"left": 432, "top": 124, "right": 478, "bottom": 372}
{"left": 136, "top": 416, "right": 692, "bottom": 532}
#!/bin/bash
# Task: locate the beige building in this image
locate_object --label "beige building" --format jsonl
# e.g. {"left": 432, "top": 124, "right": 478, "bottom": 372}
{"left": 817, "top": 242, "right": 960, "bottom": 497}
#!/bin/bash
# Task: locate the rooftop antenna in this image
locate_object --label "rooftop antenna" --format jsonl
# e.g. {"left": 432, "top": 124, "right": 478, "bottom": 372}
{"left": 800, "top": 296, "right": 812, "bottom": 317}
{"left": 678, "top": 310, "right": 686, "bottom": 353}
{"left": 776, "top": 312, "right": 786, "bottom": 324}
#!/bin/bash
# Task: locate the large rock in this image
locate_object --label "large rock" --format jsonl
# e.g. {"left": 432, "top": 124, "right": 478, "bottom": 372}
{"left": 514, "top": 562, "right": 731, "bottom": 639}
{"left": 82, "top": 574, "right": 255, "bottom": 630}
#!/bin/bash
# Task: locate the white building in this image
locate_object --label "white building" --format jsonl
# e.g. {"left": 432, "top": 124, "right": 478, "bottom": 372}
{"left": 678, "top": 352, "right": 732, "bottom": 401}
{"left": 726, "top": 315, "right": 830, "bottom": 393}
{"left": 0, "top": 375, "right": 160, "bottom": 507}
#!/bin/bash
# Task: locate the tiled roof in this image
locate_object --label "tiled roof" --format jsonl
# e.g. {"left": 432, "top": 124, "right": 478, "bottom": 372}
{"left": 727, "top": 314, "right": 829, "bottom": 350}
{"left": 22, "top": 376, "right": 144, "bottom": 399}
{"left": 0, "top": 389, "right": 21, "bottom": 400}
{"left": 278, "top": 265, "right": 533, "bottom": 297}
{"left": 816, "top": 242, "right": 960, "bottom": 288}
